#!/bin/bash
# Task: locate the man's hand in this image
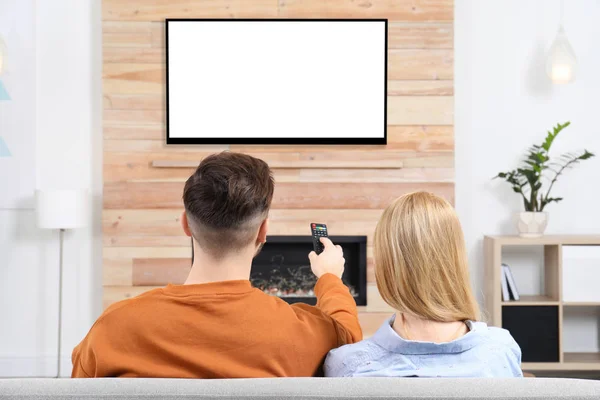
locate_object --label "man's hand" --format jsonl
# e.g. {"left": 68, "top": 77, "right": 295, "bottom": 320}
{"left": 308, "top": 238, "right": 345, "bottom": 279}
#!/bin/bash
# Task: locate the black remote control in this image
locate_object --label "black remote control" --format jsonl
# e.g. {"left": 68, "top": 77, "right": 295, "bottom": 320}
{"left": 310, "top": 223, "right": 328, "bottom": 254}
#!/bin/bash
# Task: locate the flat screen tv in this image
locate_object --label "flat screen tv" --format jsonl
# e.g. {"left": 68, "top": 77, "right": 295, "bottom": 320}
{"left": 166, "top": 19, "right": 387, "bottom": 145}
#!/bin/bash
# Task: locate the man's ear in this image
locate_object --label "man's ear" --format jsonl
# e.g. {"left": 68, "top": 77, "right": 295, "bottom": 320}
{"left": 181, "top": 211, "right": 192, "bottom": 237}
{"left": 257, "top": 218, "right": 269, "bottom": 244}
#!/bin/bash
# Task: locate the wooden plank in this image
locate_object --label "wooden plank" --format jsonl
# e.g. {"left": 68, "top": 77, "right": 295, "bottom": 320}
{"left": 389, "top": 50, "right": 452, "bottom": 80}
{"left": 388, "top": 96, "right": 453, "bottom": 125}
{"left": 277, "top": 0, "right": 453, "bottom": 21}
{"left": 400, "top": 153, "right": 454, "bottom": 168}
{"left": 103, "top": 258, "right": 133, "bottom": 286}
{"left": 104, "top": 163, "right": 300, "bottom": 184}
{"left": 104, "top": 246, "right": 192, "bottom": 260}
{"left": 103, "top": 209, "right": 186, "bottom": 236}
{"left": 103, "top": 21, "right": 154, "bottom": 34}
{"left": 151, "top": 150, "right": 404, "bottom": 169}
{"left": 106, "top": 149, "right": 444, "bottom": 166}
{"left": 544, "top": 245, "right": 561, "bottom": 302}
{"left": 388, "top": 80, "right": 453, "bottom": 96}
{"left": 388, "top": 125, "right": 453, "bottom": 140}
{"left": 103, "top": 47, "right": 164, "bottom": 64}
{"left": 102, "top": 21, "right": 164, "bottom": 48}
{"left": 104, "top": 94, "right": 164, "bottom": 110}
{"left": 103, "top": 286, "right": 160, "bottom": 310}
{"left": 103, "top": 64, "right": 164, "bottom": 94}
{"left": 103, "top": 0, "right": 279, "bottom": 21}
{"left": 501, "top": 295, "right": 559, "bottom": 306}
{"left": 104, "top": 109, "right": 164, "bottom": 126}
{"left": 133, "top": 258, "right": 191, "bottom": 286}
{"left": 103, "top": 209, "right": 383, "bottom": 237}
{"left": 298, "top": 167, "right": 453, "bottom": 183}
{"left": 388, "top": 22, "right": 453, "bottom": 49}
{"left": 105, "top": 151, "right": 453, "bottom": 183}
{"left": 104, "top": 149, "right": 397, "bottom": 171}
{"left": 523, "top": 355, "right": 600, "bottom": 371}
{"left": 485, "top": 235, "right": 600, "bottom": 246}
{"left": 103, "top": 140, "right": 226, "bottom": 153}
{"left": 104, "top": 125, "right": 165, "bottom": 140}
{"left": 388, "top": 125, "right": 453, "bottom": 151}
{"left": 102, "top": 21, "right": 153, "bottom": 47}
{"left": 104, "top": 181, "right": 454, "bottom": 209}
{"left": 231, "top": 126, "right": 454, "bottom": 152}
{"left": 104, "top": 130, "right": 448, "bottom": 147}
{"left": 151, "top": 23, "right": 164, "bottom": 47}
{"left": 104, "top": 235, "right": 192, "bottom": 248}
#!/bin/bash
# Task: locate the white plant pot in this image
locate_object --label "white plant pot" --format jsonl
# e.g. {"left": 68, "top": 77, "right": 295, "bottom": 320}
{"left": 517, "top": 212, "right": 548, "bottom": 238}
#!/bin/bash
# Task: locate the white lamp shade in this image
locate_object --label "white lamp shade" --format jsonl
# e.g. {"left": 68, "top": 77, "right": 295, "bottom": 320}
{"left": 36, "top": 189, "right": 89, "bottom": 229}
{"left": 546, "top": 25, "right": 577, "bottom": 84}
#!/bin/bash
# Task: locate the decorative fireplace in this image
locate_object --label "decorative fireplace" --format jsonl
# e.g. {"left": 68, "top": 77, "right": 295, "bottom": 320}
{"left": 250, "top": 236, "right": 367, "bottom": 306}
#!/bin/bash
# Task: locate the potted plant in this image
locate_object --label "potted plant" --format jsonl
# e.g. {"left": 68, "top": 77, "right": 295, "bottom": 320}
{"left": 494, "top": 122, "right": 594, "bottom": 237}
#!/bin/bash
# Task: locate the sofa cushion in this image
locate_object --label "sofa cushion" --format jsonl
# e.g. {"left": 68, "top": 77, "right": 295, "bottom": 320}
{"left": 0, "top": 377, "right": 599, "bottom": 400}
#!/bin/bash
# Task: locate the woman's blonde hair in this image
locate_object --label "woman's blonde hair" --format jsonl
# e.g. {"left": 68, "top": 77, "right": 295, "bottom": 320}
{"left": 374, "top": 191, "right": 480, "bottom": 322}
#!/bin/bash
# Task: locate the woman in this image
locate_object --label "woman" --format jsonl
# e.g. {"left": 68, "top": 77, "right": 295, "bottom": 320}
{"left": 325, "top": 192, "right": 522, "bottom": 378}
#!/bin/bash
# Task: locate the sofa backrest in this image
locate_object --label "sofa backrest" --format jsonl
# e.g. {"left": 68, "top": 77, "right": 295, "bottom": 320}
{"left": 1, "top": 377, "right": 599, "bottom": 400}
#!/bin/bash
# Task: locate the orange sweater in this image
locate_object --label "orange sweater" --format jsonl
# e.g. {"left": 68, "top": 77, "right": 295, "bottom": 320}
{"left": 71, "top": 273, "right": 362, "bottom": 378}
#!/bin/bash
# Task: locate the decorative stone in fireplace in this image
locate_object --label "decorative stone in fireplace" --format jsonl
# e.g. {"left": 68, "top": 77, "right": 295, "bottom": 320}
{"left": 250, "top": 236, "right": 367, "bottom": 306}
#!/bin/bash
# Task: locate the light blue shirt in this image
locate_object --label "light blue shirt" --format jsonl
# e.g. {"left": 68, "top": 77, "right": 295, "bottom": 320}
{"left": 325, "top": 315, "right": 523, "bottom": 378}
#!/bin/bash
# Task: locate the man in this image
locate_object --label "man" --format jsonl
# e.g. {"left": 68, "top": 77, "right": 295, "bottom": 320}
{"left": 72, "top": 151, "right": 362, "bottom": 378}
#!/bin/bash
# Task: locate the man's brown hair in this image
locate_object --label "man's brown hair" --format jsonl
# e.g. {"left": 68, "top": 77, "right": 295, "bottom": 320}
{"left": 183, "top": 151, "right": 274, "bottom": 258}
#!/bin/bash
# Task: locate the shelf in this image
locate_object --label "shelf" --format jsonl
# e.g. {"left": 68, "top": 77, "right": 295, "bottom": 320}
{"left": 564, "top": 352, "right": 600, "bottom": 364}
{"left": 485, "top": 235, "right": 600, "bottom": 246}
{"left": 501, "top": 295, "right": 559, "bottom": 306}
{"left": 151, "top": 159, "right": 404, "bottom": 169}
{"left": 523, "top": 354, "right": 600, "bottom": 371}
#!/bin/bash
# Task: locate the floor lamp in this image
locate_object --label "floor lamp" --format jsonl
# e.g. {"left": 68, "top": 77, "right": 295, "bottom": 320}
{"left": 35, "top": 189, "right": 88, "bottom": 378}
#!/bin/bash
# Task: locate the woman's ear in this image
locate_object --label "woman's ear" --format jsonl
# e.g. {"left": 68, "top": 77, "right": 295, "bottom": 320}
{"left": 257, "top": 218, "right": 269, "bottom": 244}
{"left": 181, "top": 210, "right": 192, "bottom": 237}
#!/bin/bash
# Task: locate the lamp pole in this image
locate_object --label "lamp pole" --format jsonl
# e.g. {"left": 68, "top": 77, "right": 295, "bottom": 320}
{"left": 56, "top": 228, "right": 65, "bottom": 378}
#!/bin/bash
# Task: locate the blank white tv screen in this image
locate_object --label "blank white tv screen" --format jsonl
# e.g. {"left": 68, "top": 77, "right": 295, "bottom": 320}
{"left": 166, "top": 19, "right": 387, "bottom": 144}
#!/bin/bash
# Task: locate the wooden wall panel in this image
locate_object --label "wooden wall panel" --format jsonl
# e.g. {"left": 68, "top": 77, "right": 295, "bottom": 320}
{"left": 103, "top": 0, "right": 279, "bottom": 21}
{"left": 388, "top": 50, "right": 452, "bottom": 80}
{"left": 277, "top": 0, "right": 453, "bottom": 21}
{"left": 388, "top": 23, "right": 452, "bottom": 49}
{"left": 105, "top": 181, "right": 453, "bottom": 209}
{"left": 102, "top": 0, "right": 455, "bottom": 337}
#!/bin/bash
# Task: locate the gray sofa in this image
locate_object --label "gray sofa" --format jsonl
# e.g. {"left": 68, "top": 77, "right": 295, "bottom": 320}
{"left": 1, "top": 377, "right": 599, "bottom": 400}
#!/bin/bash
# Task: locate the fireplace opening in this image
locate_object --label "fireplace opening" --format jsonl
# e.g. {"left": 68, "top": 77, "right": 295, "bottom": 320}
{"left": 250, "top": 235, "right": 367, "bottom": 306}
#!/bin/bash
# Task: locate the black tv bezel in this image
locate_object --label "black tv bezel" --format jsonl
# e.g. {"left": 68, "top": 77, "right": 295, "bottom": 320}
{"left": 165, "top": 18, "right": 388, "bottom": 145}
{"left": 191, "top": 235, "right": 368, "bottom": 306}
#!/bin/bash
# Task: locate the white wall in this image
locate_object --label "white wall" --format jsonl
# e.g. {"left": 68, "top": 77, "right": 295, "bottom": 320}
{"left": 456, "top": 0, "right": 600, "bottom": 352}
{"left": 0, "top": 0, "right": 102, "bottom": 377}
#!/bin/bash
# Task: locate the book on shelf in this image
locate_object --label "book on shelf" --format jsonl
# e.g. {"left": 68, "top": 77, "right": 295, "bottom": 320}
{"left": 501, "top": 265, "right": 510, "bottom": 301}
{"left": 502, "top": 263, "right": 520, "bottom": 301}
